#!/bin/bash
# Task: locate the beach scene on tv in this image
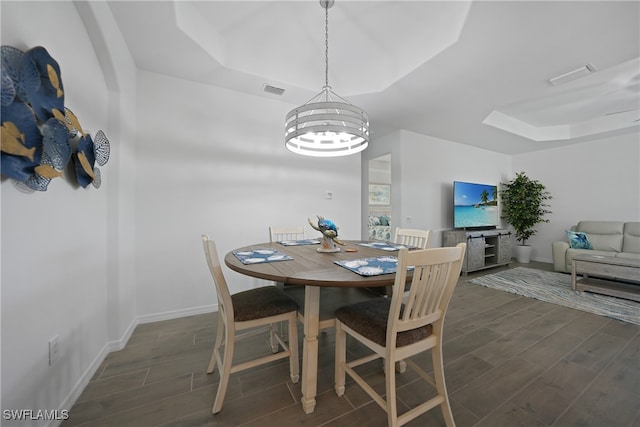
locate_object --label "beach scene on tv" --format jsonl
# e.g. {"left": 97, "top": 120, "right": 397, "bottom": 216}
{"left": 454, "top": 181, "right": 499, "bottom": 228}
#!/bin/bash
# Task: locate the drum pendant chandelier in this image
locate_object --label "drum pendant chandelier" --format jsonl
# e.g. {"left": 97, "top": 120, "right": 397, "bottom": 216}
{"left": 285, "top": 0, "right": 369, "bottom": 157}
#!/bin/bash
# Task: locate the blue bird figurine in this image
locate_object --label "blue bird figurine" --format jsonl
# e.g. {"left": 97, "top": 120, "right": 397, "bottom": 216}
{"left": 308, "top": 215, "right": 345, "bottom": 252}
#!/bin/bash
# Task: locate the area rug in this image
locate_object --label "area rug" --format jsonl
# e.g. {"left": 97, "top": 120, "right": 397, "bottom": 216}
{"left": 468, "top": 267, "right": 640, "bottom": 326}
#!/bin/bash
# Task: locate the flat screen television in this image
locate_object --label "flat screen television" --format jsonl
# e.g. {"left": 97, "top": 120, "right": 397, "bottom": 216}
{"left": 453, "top": 181, "right": 499, "bottom": 229}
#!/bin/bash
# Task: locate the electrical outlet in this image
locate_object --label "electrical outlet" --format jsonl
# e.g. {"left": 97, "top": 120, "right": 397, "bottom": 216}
{"left": 49, "top": 335, "right": 59, "bottom": 366}
{"left": 406, "top": 216, "right": 412, "bottom": 224}
{"left": 324, "top": 190, "right": 333, "bottom": 200}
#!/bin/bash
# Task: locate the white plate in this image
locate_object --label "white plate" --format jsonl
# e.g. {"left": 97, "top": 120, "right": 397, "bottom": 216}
{"left": 358, "top": 266, "right": 384, "bottom": 276}
{"left": 344, "top": 260, "right": 368, "bottom": 268}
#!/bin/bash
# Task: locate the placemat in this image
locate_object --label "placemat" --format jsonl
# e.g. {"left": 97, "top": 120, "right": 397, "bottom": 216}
{"left": 335, "top": 256, "right": 401, "bottom": 276}
{"left": 279, "top": 239, "right": 321, "bottom": 246}
{"left": 358, "top": 241, "right": 416, "bottom": 251}
{"left": 233, "top": 248, "right": 293, "bottom": 264}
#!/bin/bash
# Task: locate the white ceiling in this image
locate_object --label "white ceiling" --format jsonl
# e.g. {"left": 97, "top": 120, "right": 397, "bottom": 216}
{"left": 108, "top": 1, "right": 640, "bottom": 155}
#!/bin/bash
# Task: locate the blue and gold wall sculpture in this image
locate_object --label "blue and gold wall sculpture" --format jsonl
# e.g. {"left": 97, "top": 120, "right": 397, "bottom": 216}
{"left": 1, "top": 45, "right": 110, "bottom": 192}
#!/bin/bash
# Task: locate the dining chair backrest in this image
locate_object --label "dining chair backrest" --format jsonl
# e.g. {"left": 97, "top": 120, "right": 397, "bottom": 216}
{"left": 202, "top": 235, "right": 233, "bottom": 329}
{"left": 269, "top": 226, "right": 305, "bottom": 243}
{"left": 393, "top": 227, "right": 431, "bottom": 249}
{"left": 388, "top": 244, "right": 465, "bottom": 348}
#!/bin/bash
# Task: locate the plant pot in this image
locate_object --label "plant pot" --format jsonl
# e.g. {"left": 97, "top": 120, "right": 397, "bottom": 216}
{"left": 514, "top": 245, "right": 532, "bottom": 263}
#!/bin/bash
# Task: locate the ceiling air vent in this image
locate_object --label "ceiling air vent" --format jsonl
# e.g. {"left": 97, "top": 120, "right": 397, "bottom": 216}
{"left": 263, "top": 84, "right": 285, "bottom": 96}
{"left": 548, "top": 64, "right": 596, "bottom": 85}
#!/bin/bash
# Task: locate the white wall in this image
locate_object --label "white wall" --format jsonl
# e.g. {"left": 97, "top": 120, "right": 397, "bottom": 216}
{"left": 134, "top": 71, "right": 361, "bottom": 317}
{"left": 398, "top": 130, "right": 512, "bottom": 248}
{"left": 512, "top": 133, "right": 640, "bottom": 263}
{"left": 1, "top": 1, "right": 137, "bottom": 422}
{"left": 73, "top": 0, "right": 139, "bottom": 350}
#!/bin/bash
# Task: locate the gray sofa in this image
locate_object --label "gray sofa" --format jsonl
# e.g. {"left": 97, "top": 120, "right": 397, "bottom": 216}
{"left": 553, "top": 221, "right": 640, "bottom": 273}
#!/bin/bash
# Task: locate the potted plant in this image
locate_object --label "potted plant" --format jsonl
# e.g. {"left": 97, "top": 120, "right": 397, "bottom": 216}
{"left": 500, "top": 172, "right": 552, "bottom": 263}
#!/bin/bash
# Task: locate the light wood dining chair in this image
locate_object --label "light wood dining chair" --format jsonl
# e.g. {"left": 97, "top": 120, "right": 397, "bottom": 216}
{"left": 269, "top": 226, "right": 305, "bottom": 243}
{"left": 334, "top": 243, "right": 466, "bottom": 427}
{"left": 201, "top": 235, "right": 300, "bottom": 414}
{"left": 393, "top": 227, "right": 431, "bottom": 249}
{"left": 386, "top": 227, "right": 432, "bottom": 298}
{"left": 268, "top": 225, "right": 305, "bottom": 337}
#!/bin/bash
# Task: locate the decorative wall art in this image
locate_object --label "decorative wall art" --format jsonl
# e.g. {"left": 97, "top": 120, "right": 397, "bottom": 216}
{"left": 1, "top": 45, "right": 110, "bottom": 192}
{"left": 368, "top": 183, "right": 390, "bottom": 205}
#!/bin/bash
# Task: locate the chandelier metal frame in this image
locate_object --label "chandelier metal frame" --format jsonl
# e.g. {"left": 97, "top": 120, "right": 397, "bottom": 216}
{"left": 285, "top": 0, "right": 369, "bottom": 157}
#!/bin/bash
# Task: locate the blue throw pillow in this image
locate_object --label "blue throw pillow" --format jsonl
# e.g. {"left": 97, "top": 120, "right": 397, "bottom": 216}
{"left": 566, "top": 230, "right": 592, "bottom": 249}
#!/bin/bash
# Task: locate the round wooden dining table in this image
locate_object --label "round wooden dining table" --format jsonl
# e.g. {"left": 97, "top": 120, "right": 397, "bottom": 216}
{"left": 224, "top": 240, "right": 404, "bottom": 414}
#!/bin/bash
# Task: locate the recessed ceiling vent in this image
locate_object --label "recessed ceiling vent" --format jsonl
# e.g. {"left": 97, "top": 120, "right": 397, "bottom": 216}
{"left": 548, "top": 64, "right": 596, "bottom": 85}
{"left": 263, "top": 84, "right": 285, "bottom": 96}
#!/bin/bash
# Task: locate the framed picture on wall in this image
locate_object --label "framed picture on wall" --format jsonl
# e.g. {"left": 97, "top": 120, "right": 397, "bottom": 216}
{"left": 369, "top": 183, "right": 391, "bottom": 205}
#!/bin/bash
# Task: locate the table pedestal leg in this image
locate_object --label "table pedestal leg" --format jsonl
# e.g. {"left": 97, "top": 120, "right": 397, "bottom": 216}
{"left": 301, "top": 285, "right": 319, "bottom": 414}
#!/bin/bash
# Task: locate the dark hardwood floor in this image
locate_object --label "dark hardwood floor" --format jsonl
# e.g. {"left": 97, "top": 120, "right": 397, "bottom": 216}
{"left": 63, "top": 262, "right": 640, "bottom": 426}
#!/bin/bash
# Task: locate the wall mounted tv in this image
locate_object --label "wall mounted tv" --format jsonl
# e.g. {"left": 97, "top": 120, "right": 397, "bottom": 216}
{"left": 453, "top": 181, "right": 499, "bottom": 230}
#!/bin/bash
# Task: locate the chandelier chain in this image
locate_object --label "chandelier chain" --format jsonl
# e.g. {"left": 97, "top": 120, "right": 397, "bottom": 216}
{"left": 325, "top": 3, "right": 329, "bottom": 89}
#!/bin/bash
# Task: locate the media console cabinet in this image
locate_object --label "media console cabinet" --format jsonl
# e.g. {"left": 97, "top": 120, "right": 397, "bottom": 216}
{"left": 443, "top": 229, "right": 512, "bottom": 275}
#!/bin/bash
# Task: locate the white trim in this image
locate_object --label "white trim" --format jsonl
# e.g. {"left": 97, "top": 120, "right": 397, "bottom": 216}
{"left": 136, "top": 304, "right": 217, "bottom": 325}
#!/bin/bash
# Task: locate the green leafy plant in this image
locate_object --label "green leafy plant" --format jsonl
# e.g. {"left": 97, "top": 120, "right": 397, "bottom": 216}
{"left": 500, "top": 172, "right": 552, "bottom": 245}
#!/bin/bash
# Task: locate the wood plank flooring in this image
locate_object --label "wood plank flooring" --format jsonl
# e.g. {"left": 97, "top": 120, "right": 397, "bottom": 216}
{"left": 63, "top": 262, "right": 640, "bottom": 426}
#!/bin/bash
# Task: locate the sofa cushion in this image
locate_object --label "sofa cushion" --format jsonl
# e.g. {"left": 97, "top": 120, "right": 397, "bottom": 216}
{"left": 623, "top": 222, "right": 640, "bottom": 254}
{"left": 576, "top": 221, "right": 624, "bottom": 252}
{"left": 368, "top": 216, "right": 382, "bottom": 226}
{"left": 577, "top": 221, "right": 624, "bottom": 234}
{"left": 566, "top": 230, "right": 592, "bottom": 249}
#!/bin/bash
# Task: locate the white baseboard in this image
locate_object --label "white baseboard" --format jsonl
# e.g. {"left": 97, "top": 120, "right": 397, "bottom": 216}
{"left": 136, "top": 304, "right": 217, "bottom": 325}
{"left": 54, "top": 304, "right": 218, "bottom": 426}
{"left": 53, "top": 342, "right": 111, "bottom": 427}
{"left": 111, "top": 316, "right": 139, "bottom": 351}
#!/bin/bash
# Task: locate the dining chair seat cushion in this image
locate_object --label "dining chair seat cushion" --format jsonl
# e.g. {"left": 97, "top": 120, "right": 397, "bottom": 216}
{"left": 232, "top": 287, "right": 300, "bottom": 322}
{"left": 335, "top": 298, "right": 433, "bottom": 347}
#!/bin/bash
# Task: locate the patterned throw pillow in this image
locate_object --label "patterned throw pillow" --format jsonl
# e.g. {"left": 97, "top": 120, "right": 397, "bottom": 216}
{"left": 566, "top": 230, "right": 593, "bottom": 249}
